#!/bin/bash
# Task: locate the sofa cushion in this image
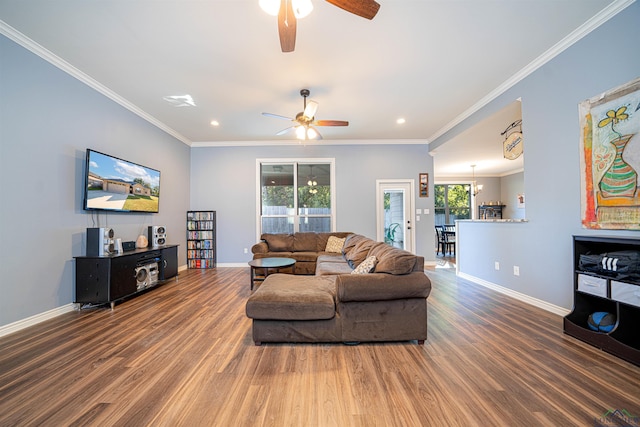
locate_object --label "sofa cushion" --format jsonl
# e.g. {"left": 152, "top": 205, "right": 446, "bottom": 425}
{"left": 252, "top": 252, "right": 294, "bottom": 260}
{"left": 317, "top": 232, "right": 351, "bottom": 252}
{"left": 293, "top": 232, "right": 319, "bottom": 252}
{"left": 246, "top": 274, "right": 337, "bottom": 320}
{"left": 369, "top": 245, "right": 417, "bottom": 275}
{"left": 337, "top": 271, "right": 431, "bottom": 302}
{"left": 345, "top": 239, "right": 378, "bottom": 268}
{"left": 262, "top": 233, "right": 294, "bottom": 252}
{"left": 325, "top": 236, "right": 346, "bottom": 253}
{"left": 351, "top": 256, "right": 378, "bottom": 274}
{"left": 289, "top": 251, "right": 318, "bottom": 263}
{"left": 316, "top": 254, "right": 352, "bottom": 276}
{"left": 342, "top": 234, "right": 368, "bottom": 257}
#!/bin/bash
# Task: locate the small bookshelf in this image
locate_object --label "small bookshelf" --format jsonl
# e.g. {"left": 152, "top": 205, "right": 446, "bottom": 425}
{"left": 186, "top": 211, "right": 216, "bottom": 269}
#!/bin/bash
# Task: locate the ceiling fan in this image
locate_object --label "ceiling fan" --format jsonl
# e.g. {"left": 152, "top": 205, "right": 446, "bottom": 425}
{"left": 259, "top": 0, "right": 380, "bottom": 52}
{"left": 262, "top": 89, "right": 349, "bottom": 140}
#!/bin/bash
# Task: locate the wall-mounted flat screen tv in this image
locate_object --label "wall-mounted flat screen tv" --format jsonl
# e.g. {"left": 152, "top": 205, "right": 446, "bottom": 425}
{"left": 83, "top": 149, "right": 161, "bottom": 213}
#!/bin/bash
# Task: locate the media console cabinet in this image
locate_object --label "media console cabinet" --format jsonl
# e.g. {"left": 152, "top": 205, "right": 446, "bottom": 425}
{"left": 75, "top": 245, "right": 178, "bottom": 309}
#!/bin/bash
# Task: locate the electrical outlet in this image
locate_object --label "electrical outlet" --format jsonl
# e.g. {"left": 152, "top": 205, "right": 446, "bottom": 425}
{"left": 513, "top": 266, "right": 520, "bottom": 276}
{"left": 495, "top": 261, "right": 500, "bottom": 270}
{"left": 243, "top": 248, "right": 248, "bottom": 254}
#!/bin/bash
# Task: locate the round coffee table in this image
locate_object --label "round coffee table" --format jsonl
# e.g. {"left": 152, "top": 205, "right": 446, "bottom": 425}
{"left": 248, "top": 257, "right": 296, "bottom": 290}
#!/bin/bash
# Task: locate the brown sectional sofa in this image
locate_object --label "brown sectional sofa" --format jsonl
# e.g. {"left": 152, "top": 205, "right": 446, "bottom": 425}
{"left": 251, "top": 231, "right": 352, "bottom": 274}
{"left": 246, "top": 233, "right": 432, "bottom": 345}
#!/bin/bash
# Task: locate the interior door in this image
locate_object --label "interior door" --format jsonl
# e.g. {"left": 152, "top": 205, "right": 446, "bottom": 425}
{"left": 376, "top": 180, "right": 415, "bottom": 253}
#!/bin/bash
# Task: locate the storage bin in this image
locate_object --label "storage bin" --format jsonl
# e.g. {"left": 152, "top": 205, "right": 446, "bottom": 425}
{"left": 577, "top": 274, "right": 607, "bottom": 297}
{"left": 611, "top": 281, "right": 640, "bottom": 308}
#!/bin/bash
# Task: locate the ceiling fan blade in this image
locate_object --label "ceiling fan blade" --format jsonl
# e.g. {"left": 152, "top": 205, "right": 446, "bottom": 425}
{"left": 263, "top": 112, "right": 294, "bottom": 121}
{"left": 278, "top": 0, "right": 297, "bottom": 52}
{"left": 276, "top": 126, "right": 296, "bottom": 136}
{"left": 314, "top": 120, "right": 349, "bottom": 126}
{"left": 303, "top": 100, "right": 318, "bottom": 121}
{"left": 325, "top": 0, "right": 380, "bottom": 20}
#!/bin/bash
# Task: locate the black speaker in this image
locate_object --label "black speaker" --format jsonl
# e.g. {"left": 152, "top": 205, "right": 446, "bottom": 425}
{"left": 148, "top": 225, "right": 166, "bottom": 247}
{"left": 86, "top": 227, "right": 115, "bottom": 256}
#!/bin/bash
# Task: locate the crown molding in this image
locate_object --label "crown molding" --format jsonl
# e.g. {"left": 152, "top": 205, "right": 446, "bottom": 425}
{"left": 426, "top": 0, "right": 636, "bottom": 144}
{"left": 0, "top": 20, "right": 192, "bottom": 146}
{"left": 190, "top": 139, "right": 428, "bottom": 148}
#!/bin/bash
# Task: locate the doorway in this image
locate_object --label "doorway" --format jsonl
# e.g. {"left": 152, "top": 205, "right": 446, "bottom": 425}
{"left": 376, "top": 180, "right": 415, "bottom": 253}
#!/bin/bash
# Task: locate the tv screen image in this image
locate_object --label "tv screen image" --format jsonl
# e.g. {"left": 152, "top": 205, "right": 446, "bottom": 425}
{"left": 84, "top": 149, "right": 161, "bottom": 213}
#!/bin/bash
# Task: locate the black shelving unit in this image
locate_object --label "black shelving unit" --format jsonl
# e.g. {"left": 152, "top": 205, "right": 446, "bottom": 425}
{"left": 564, "top": 235, "right": 640, "bottom": 366}
{"left": 75, "top": 245, "right": 179, "bottom": 309}
{"left": 187, "top": 210, "right": 216, "bottom": 269}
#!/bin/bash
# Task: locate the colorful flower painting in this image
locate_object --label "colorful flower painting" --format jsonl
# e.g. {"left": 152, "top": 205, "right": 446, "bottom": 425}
{"left": 579, "top": 77, "right": 640, "bottom": 230}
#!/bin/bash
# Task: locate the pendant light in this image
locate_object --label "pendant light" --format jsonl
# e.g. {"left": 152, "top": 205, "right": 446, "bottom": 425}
{"left": 471, "top": 164, "right": 483, "bottom": 197}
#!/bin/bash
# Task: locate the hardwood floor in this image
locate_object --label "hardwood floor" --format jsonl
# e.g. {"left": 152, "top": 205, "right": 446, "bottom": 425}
{"left": 1, "top": 266, "right": 639, "bottom": 426}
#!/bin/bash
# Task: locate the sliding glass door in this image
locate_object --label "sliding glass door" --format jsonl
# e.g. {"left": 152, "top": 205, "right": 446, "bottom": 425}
{"left": 259, "top": 160, "right": 335, "bottom": 234}
{"left": 434, "top": 184, "right": 471, "bottom": 225}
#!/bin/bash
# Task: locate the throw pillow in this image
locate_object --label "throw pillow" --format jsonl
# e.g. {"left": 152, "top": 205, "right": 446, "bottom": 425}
{"left": 325, "top": 236, "right": 346, "bottom": 253}
{"left": 351, "top": 256, "right": 378, "bottom": 274}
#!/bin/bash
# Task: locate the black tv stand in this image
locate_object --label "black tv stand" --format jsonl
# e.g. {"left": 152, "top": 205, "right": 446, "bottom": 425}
{"left": 75, "top": 244, "right": 178, "bottom": 309}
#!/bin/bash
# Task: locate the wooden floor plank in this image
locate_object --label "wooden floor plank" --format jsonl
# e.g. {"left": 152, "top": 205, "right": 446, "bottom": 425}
{"left": 1, "top": 266, "right": 639, "bottom": 426}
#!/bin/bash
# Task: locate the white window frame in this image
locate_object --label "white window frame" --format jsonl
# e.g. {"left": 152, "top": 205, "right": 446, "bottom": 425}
{"left": 256, "top": 158, "right": 336, "bottom": 241}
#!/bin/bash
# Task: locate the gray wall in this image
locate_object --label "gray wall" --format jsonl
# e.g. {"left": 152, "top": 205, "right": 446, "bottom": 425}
{"left": 190, "top": 144, "right": 435, "bottom": 264}
{"left": 501, "top": 172, "right": 525, "bottom": 220}
{"left": 434, "top": 2, "right": 640, "bottom": 310}
{"left": 0, "top": 35, "right": 191, "bottom": 327}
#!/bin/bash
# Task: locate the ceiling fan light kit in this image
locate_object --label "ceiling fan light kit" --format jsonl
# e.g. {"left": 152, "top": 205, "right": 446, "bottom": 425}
{"left": 262, "top": 88, "right": 348, "bottom": 141}
{"left": 260, "top": 0, "right": 313, "bottom": 18}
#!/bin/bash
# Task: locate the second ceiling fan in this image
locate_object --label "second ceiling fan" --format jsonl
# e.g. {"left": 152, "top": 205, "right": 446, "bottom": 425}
{"left": 262, "top": 89, "right": 349, "bottom": 140}
{"left": 260, "top": 0, "right": 380, "bottom": 52}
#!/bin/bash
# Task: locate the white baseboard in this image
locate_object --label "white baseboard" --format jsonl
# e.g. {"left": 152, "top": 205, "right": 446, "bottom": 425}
{"left": 1, "top": 267, "right": 191, "bottom": 338}
{"left": 0, "top": 303, "right": 76, "bottom": 338}
{"left": 217, "top": 263, "right": 249, "bottom": 268}
{"left": 457, "top": 272, "right": 570, "bottom": 317}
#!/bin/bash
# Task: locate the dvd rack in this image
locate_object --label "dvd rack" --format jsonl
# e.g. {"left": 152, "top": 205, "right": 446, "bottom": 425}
{"left": 186, "top": 211, "right": 216, "bottom": 269}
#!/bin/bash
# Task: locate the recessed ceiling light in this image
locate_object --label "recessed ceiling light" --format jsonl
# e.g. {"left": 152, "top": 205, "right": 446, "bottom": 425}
{"left": 163, "top": 95, "right": 196, "bottom": 107}
{"left": 396, "top": 118, "right": 406, "bottom": 124}
{"left": 210, "top": 120, "right": 220, "bottom": 127}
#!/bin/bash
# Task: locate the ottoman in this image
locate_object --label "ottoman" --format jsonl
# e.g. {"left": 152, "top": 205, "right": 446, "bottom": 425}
{"left": 245, "top": 273, "right": 341, "bottom": 345}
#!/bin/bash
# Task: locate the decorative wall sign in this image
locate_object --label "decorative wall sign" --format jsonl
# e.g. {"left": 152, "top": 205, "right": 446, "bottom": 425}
{"left": 579, "top": 77, "right": 640, "bottom": 230}
{"left": 501, "top": 119, "right": 523, "bottom": 160}
{"left": 503, "top": 132, "right": 524, "bottom": 159}
{"left": 419, "top": 173, "right": 429, "bottom": 197}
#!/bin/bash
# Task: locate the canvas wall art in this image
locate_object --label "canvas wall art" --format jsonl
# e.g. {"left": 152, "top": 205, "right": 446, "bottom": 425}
{"left": 580, "top": 77, "right": 640, "bottom": 230}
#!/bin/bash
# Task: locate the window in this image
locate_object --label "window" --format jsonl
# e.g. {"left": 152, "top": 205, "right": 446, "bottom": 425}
{"left": 258, "top": 160, "right": 335, "bottom": 235}
{"left": 434, "top": 184, "right": 471, "bottom": 225}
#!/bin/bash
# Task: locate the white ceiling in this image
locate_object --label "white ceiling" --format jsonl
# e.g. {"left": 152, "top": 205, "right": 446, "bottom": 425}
{"left": 0, "top": 0, "right": 623, "bottom": 175}
{"left": 431, "top": 99, "right": 524, "bottom": 178}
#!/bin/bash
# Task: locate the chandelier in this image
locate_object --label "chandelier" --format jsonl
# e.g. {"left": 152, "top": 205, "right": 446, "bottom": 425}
{"left": 307, "top": 165, "right": 318, "bottom": 194}
{"left": 471, "top": 164, "right": 483, "bottom": 197}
